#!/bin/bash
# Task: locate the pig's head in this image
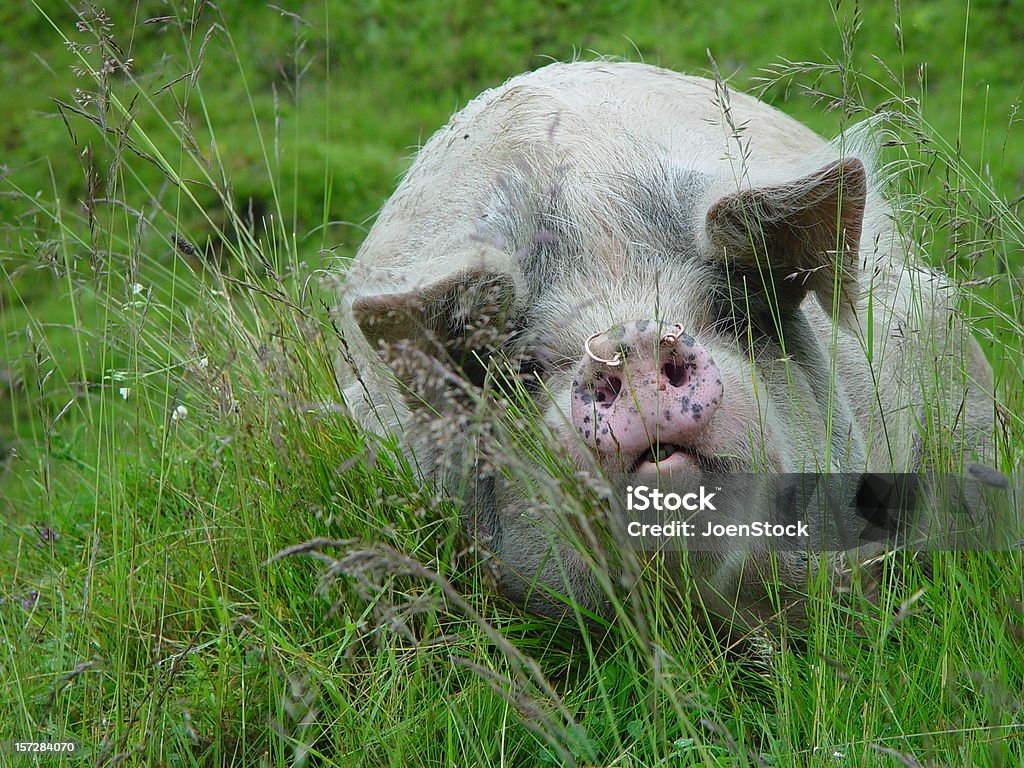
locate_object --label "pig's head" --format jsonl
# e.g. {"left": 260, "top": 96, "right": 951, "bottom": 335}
{"left": 350, "top": 156, "right": 870, "bottom": 494}
{"left": 344, "top": 153, "right": 883, "bottom": 619}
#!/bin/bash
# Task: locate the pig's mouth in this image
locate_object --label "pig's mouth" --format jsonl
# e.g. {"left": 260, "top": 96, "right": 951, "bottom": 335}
{"left": 627, "top": 443, "right": 702, "bottom": 475}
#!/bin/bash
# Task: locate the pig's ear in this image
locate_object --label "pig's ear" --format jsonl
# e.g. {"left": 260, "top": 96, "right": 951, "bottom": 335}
{"left": 704, "top": 157, "right": 867, "bottom": 321}
{"left": 351, "top": 262, "right": 520, "bottom": 400}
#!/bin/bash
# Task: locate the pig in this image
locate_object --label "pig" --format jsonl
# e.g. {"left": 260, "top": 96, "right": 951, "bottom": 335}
{"left": 335, "top": 61, "right": 996, "bottom": 630}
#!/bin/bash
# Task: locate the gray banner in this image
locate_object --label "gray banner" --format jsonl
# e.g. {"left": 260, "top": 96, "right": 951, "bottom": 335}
{"left": 604, "top": 467, "right": 1023, "bottom": 552}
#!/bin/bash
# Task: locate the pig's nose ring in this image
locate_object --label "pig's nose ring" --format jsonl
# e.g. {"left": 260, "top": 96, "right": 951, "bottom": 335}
{"left": 660, "top": 323, "right": 685, "bottom": 347}
{"left": 584, "top": 332, "right": 622, "bottom": 367}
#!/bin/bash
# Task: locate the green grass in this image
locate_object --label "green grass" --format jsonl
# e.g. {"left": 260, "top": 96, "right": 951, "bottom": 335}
{"left": 1, "top": 1, "right": 1022, "bottom": 766}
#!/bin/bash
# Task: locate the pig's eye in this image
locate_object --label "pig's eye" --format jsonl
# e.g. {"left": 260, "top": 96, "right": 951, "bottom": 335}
{"left": 516, "top": 353, "right": 548, "bottom": 397}
{"left": 708, "top": 298, "right": 788, "bottom": 346}
{"left": 513, "top": 341, "right": 578, "bottom": 398}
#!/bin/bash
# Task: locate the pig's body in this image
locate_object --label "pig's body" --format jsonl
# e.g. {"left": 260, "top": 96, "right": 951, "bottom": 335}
{"left": 337, "top": 62, "right": 995, "bottom": 627}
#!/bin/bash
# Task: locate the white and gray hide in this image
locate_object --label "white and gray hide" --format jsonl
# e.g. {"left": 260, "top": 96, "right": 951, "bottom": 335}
{"left": 335, "top": 61, "right": 997, "bottom": 631}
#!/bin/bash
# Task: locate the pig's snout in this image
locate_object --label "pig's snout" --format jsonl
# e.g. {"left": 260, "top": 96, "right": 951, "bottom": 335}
{"left": 570, "top": 320, "right": 723, "bottom": 468}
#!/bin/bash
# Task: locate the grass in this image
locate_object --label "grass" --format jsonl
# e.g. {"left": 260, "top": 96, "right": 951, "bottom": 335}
{"left": 1, "top": 1, "right": 1022, "bottom": 766}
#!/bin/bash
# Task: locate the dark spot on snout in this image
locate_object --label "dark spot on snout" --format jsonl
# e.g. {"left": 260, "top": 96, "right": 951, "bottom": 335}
{"left": 582, "top": 415, "right": 591, "bottom": 424}
{"left": 606, "top": 324, "right": 626, "bottom": 343}
{"left": 636, "top": 319, "right": 651, "bottom": 333}
{"left": 692, "top": 403, "right": 703, "bottom": 419}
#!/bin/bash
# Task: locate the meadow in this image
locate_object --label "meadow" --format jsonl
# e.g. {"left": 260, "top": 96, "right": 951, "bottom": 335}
{"left": 1, "top": 1, "right": 1022, "bottom": 765}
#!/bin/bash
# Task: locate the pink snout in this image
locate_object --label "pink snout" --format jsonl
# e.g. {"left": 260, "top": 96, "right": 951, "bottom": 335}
{"left": 570, "top": 320, "right": 723, "bottom": 470}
